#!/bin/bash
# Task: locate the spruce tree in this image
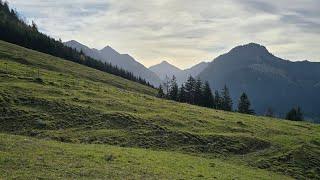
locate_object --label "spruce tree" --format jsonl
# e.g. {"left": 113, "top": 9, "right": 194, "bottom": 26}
{"left": 194, "top": 78, "right": 203, "bottom": 105}
{"left": 286, "top": 107, "right": 303, "bottom": 121}
{"left": 163, "top": 75, "right": 170, "bottom": 97}
{"left": 202, "top": 81, "right": 214, "bottom": 108}
{"left": 168, "top": 75, "right": 179, "bottom": 101}
{"left": 214, "top": 90, "right": 221, "bottom": 109}
{"left": 221, "top": 85, "right": 233, "bottom": 111}
{"left": 237, "top": 92, "right": 254, "bottom": 114}
{"left": 157, "top": 85, "right": 165, "bottom": 98}
{"left": 178, "top": 84, "right": 187, "bottom": 102}
{"left": 31, "top": 20, "right": 38, "bottom": 31}
{"left": 185, "top": 76, "right": 196, "bottom": 104}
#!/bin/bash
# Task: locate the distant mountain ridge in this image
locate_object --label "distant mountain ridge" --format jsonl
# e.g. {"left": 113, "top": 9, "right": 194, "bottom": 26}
{"left": 176, "top": 62, "right": 209, "bottom": 83}
{"left": 65, "top": 40, "right": 320, "bottom": 121}
{"left": 149, "top": 61, "right": 209, "bottom": 84}
{"left": 149, "top": 61, "right": 182, "bottom": 80}
{"left": 198, "top": 43, "right": 320, "bottom": 122}
{"left": 64, "top": 40, "right": 161, "bottom": 86}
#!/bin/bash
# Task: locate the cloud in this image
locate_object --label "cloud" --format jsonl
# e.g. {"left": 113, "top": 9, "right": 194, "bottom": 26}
{"left": 7, "top": 0, "right": 320, "bottom": 68}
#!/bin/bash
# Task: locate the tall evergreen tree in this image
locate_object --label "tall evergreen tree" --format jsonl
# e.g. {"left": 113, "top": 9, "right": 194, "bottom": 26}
{"left": 286, "top": 107, "right": 303, "bottom": 121}
{"left": 237, "top": 92, "right": 254, "bottom": 114}
{"left": 202, "top": 81, "right": 214, "bottom": 108}
{"left": 31, "top": 20, "right": 38, "bottom": 31}
{"left": 185, "top": 76, "right": 196, "bottom": 104}
{"left": 221, "top": 85, "right": 233, "bottom": 111}
{"left": 178, "top": 84, "right": 187, "bottom": 103}
{"left": 168, "top": 75, "right": 179, "bottom": 101}
{"left": 194, "top": 78, "right": 203, "bottom": 105}
{"left": 157, "top": 85, "right": 165, "bottom": 98}
{"left": 214, "top": 90, "right": 221, "bottom": 109}
{"left": 162, "top": 75, "right": 170, "bottom": 97}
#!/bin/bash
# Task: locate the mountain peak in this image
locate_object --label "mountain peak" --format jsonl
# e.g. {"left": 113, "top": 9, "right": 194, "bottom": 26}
{"left": 159, "top": 60, "right": 171, "bottom": 65}
{"left": 100, "top": 45, "right": 119, "bottom": 55}
{"left": 245, "top": 42, "right": 265, "bottom": 47}
{"left": 101, "top": 45, "right": 113, "bottom": 51}
{"left": 230, "top": 43, "right": 269, "bottom": 55}
{"left": 64, "top": 40, "right": 91, "bottom": 52}
{"left": 64, "top": 41, "right": 160, "bottom": 85}
{"left": 244, "top": 43, "right": 268, "bottom": 51}
{"left": 64, "top": 40, "right": 84, "bottom": 46}
{"left": 149, "top": 61, "right": 182, "bottom": 80}
{"left": 151, "top": 61, "right": 181, "bottom": 70}
{"left": 65, "top": 40, "right": 78, "bottom": 44}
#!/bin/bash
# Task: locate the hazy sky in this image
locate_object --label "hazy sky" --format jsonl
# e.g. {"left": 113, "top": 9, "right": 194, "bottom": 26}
{"left": 8, "top": 0, "right": 320, "bottom": 69}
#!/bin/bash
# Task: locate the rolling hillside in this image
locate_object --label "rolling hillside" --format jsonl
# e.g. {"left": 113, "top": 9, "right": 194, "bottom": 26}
{"left": 1, "top": 40, "right": 320, "bottom": 179}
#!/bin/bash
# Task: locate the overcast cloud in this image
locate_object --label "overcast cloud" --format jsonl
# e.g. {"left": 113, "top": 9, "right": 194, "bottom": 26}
{"left": 8, "top": 0, "right": 320, "bottom": 69}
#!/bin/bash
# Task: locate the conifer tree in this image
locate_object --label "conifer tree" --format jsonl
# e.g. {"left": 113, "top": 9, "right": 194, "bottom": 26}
{"left": 31, "top": 20, "right": 38, "bottom": 31}
{"left": 214, "top": 90, "right": 221, "bottom": 109}
{"left": 194, "top": 78, "right": 203, "bottom": 105}
{"left": 185, "top": 76, "right": 196, "bottom": 104}
{"left": 221, "top": 85, "right": 233, "bottom": 111}
{"left": 238, "top": 92, "right": 254, "bottom": 114}
{"left": 178, "top": 84, "right": 187, "bottom": 102}
{"left": 162, "top": 75, "right": 170, "bottom": 97}
{"left": 168, "top": 75, "right": 179, "bottom": 101}
{"left": 202, "top": 81, "right": 214, "bottom": 108}
{"left": 157, "top": 85, "right": 165, "bottom": 98}
{"left": 286, "top": 107, "right": 303, "bottom": 121}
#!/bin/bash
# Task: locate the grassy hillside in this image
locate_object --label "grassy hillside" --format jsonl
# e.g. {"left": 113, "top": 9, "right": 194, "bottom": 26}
{"left": 0, "top": 40, "right": 320, "bottom": 179}
{"left": 0, "top": 133, "right": 289, "bottom": 179}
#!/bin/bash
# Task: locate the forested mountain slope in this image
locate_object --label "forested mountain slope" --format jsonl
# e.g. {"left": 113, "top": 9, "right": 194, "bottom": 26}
{"left": 0, "top": 2, "right": 153, "bottom": 87}
{"left": 199, "top": 43, "right": 320, "bottom": 122}
{"left": 64, "top": 40, "right": 161, "bottom": 86}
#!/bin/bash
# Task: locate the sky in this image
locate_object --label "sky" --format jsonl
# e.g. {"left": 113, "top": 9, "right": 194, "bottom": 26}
{"left": 8, "top": 0, "right": 320, "bottom": 69}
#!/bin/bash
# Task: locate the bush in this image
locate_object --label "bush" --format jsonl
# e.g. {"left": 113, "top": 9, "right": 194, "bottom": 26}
{"left": 34, "top": 77, "right": 44, "bottom": 84}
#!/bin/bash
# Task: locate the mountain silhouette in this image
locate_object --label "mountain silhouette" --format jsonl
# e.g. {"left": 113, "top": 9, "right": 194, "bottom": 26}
{"left": 64, "top": 40, "right": 161, "bottom": 86}
{"left": 198, "top": 43, "right": 320, "bottom": 122}
{"left": 149, "top": 61, "right": 209, "bottom": 84}
{"left": 149, "top": 61, "right": 182, "bottom": 80}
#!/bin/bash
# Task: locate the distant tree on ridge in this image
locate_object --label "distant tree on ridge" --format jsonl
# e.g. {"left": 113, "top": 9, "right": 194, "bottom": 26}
{"left": 237, "top": 92, "right": 254, "bottom": 114}
{"left": 286, "top": 107, "right": 303, "bottom": 121}
{"left": 221, "top": 85, "right": 233, "bottom": 111}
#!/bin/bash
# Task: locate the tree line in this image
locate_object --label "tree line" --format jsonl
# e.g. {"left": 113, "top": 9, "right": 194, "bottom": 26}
{"left": 157, "top": 76, "right": 254, "bottom": 115}
{"left": 0, "top": 1, "right": 154, "bottom": 88}
{"left": 157, "top": 75, "right": 304, "bottom": 121}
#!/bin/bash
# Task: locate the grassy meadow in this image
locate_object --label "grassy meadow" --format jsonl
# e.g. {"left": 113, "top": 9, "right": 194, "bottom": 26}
{"left": 0, "top": 40, "right": 319, "bottom": 179}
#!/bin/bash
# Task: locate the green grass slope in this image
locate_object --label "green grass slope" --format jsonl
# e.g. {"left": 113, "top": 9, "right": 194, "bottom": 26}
{"left": 0, "top": 40, "right": 319, "bottom": 179}
{"left": 0, "top": 134, "right": 289, "bottom": 179}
